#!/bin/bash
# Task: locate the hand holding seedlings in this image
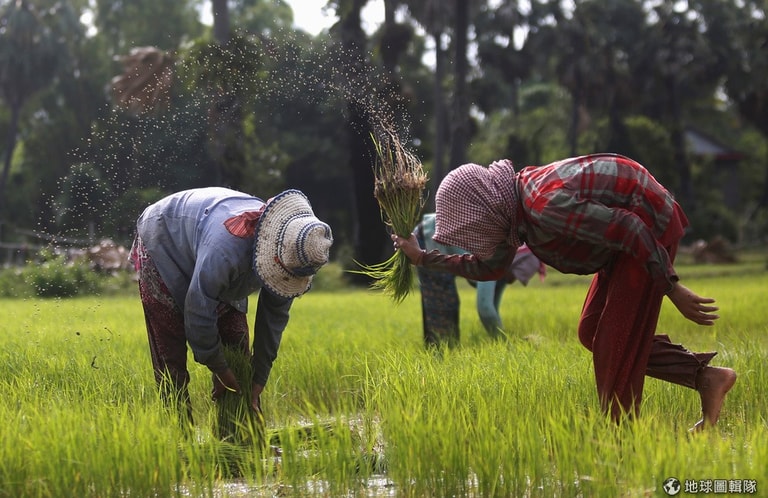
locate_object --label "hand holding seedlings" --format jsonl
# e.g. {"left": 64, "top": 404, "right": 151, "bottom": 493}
{"left": 212, "top": 368, "right": 241, "bottom": 400}
{"left": 251, "top": 383, "right": 264, "bottom": 415}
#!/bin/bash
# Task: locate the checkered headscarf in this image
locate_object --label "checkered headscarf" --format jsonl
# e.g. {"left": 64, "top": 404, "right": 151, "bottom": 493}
{"left": 433, "top": 159, "right": 521, "bottom": 259}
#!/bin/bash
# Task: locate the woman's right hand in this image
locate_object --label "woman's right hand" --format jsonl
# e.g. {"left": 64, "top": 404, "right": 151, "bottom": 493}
{"left": 391, "top": 233, "right": 424, "bottom": 265}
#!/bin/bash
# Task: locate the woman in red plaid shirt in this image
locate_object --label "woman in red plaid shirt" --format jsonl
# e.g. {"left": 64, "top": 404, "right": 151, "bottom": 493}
{"left": 393, "top": 153, "right": 736, "bottom": 431}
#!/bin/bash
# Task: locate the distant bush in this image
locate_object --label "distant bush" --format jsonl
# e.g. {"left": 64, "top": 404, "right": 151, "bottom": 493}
{"left": 27, "top": 256, "right": 103, "bottom": 298}
{"left": 0, "top": 254, "right": 344, "bottom": 298}
{"left": 308, "top": 261, "right": 349, "bottom": 292}
{"left": 0, "top": 267, "right": 30, "bottom": 298}
{"left": 0, "top": 252, "right": 106, "bottom": 298}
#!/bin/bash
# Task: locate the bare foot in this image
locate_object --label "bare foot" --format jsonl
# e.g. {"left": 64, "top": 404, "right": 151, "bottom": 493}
{"left": 689, "top": 366, "right": 737, "bottom": 432}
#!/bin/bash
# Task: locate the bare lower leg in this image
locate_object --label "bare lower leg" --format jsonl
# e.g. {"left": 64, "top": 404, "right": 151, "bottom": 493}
{"left": 690, "top": 366, "right": 737, "bottom": 432}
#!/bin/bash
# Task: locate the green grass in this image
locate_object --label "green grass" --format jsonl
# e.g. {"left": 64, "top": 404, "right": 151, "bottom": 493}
{"left": 0, "top": 260, "right": 766, "bottom": 497}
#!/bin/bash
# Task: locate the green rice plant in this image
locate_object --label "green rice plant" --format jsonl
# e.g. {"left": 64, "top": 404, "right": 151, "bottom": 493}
{"left": 215, "top": 345, "right": 264, "bottom": 447}
{"left": 352, "top": 130, "right": 428, "bottom": 303}
{"left": 0, "top": 262, "right": 765, "bottom": 497}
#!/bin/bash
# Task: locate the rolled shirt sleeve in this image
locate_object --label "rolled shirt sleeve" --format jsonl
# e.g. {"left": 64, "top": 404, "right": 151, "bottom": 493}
{"left": 183, "top": 250, "right": 292, "bottom": 385}
{"left": 420, "top": 244, "right": 517, "bottom": 282}
{"left": 251, "top": 290, "right": 293, "bottom": 386}
{"left": 183, "top": 254, "right": 235, "bottom": 373}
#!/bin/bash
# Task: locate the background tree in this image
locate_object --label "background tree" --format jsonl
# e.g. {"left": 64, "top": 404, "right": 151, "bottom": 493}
{"left": 543, "top": 0, "right": 644, "bottom": 157}
{"left": 713, "top": 0, "right": 768, "bottom": 210}
{"left": 473, "top": 0, "right": 541, "bottom": 164}
{"left": 0, "top": 0, "right": 62, "bottom": 211}
{"left": 184, "top": 35, "right": 262, "bottom": 187}
{"left": 54, "top": 163, "right": 111, "bottom": 238}
{"left": 331, "top": 0, "right": 399, "bottom": 283}
{"left": 93, "top": 0, "right": 202, "bottom": 55}
{"left": 1, "top": 0, "right": 766, "bottom": 263}
{"left": 448, "top": 0, "right": 471, "bottom": 171}
{"left": 636, "top": 1, "right": 721, "bottom": 210}
{"left": 228, "top": 0, "right": 294, "bottom": 34}
{"left": 401, "top": 0, "right": 452, "bottom": 209}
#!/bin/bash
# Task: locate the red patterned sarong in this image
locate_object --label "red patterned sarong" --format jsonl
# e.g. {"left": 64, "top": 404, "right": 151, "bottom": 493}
{"left": 130, "top": 237, "right": 249, "bottom": 421}
{"left": 577, "top": 206, "right": 715, "bottom": 420}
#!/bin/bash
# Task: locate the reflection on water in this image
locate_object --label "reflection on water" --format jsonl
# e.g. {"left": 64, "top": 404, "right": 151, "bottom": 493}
{"left": 180, "top": 417, "right": 395, "bottom": 497}
{"left": 177, "top": 474, "right": 397, "bottom": 497}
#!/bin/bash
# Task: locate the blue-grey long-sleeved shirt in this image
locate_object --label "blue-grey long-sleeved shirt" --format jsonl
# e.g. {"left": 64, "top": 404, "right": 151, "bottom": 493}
{"left": 136, "top": 187, "right": 292, "bottom": 385}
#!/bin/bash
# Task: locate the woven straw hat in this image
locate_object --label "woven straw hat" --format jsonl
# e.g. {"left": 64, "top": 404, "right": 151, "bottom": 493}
{"left": 253, "top": 190, "right": 333, "bottom": 298}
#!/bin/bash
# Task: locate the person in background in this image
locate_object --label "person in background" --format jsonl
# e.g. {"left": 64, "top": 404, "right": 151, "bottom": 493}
{"left": 415, "top": 213, "right": 545, "bottom": 346}
{"left": 393, "top": 154, "right": 736, "bottom": 431}
{"left": 131, "top": 187, "right": 332, "bottom": 424}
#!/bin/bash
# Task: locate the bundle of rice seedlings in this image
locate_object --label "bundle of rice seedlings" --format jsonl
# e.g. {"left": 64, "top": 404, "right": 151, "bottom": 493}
{"left": 354, "top": 130, "right": 428, "bottom": 302}
{"left": 215, "top": 345, "right": 264, "bottom": 446}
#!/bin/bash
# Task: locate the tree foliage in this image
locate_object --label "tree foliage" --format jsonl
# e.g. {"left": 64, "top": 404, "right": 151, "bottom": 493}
{"left": 1, "top": 0, "right": 767, "bottom": 264}
{"left": 0, "top": 0, "right": 63, "bottom": 208}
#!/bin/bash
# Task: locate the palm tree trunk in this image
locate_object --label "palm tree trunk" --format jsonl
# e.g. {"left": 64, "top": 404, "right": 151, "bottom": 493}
{"left": 430, "top": 30, "right": 447, "bottom": 211}
{"left": 208, "top": 0, "right": 245, "bottom": 187}
{"left": 668, "top": 77, "right": 693, "bottom": 210}
{"left": 448, "top": 0, "right": 469, "bottom": 171}
{"left": 761, "top": 158, "right": 768, "bottom": 208}
{"left": 338, "top": 0, "right": 386, "bottom": 284}
{"left": 0, "top": 105, "right": 20, "bottom": 211}
{"left": 568, "top": 74, "right": 583, "bottom": 157}
{"left": 211, "top": 0, "right": 230, "bottom": 44}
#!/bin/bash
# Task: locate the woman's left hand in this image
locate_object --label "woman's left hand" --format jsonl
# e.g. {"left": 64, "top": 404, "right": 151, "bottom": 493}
{"left": 667, "top": 282, "right": 720, "bottom": 326}
{"left": 251, "top": 383, "right": 264, "bottom": 415}
{"left": 391, "top": 233, "right": 423, "bottom": 265}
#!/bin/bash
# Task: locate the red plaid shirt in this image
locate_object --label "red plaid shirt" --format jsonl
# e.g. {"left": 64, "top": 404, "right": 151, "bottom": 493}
{"left": 423, "top": 154, "right": 687, "bottom": 292}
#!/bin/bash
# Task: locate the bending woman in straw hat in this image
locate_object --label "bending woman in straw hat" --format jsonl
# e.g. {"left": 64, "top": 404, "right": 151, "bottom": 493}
{"left": 392, "top": 153, "right": 736, "bottom": 431}
{"left": 131, "top": 187, "right": 332, "bottom": 424}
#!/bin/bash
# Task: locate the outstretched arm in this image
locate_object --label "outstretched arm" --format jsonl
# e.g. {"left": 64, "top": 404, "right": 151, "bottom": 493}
{"left": 392, "top": 233, "right": 513, "bottom": 281}
{"left": 667, "top": 281, "right": 719, "bottom": 326}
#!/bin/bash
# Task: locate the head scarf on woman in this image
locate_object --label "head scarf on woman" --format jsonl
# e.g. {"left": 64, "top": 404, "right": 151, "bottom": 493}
{"left": 433, "top": 159, "right": 521, "bottom": 259}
